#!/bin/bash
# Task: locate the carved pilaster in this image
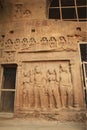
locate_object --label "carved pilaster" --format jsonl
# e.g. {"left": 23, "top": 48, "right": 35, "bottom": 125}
{"left": 14, "top": 62, "right": 22, "bottom": 112}
{"left": 70, "top": 60, "right": 78, "bottom": 107}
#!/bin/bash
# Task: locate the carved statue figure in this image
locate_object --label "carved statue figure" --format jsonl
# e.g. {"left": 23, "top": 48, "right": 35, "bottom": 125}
{"left": 29, "top": 37, "right": 36, "bottom": 48}
{"left": 14, "top": 38, "right": 20, "bottom": 49}
{"left": 46, "top": 69, "right": 61, "bottom": 109}
{"left": 59, "top": 64, "right": 73, "bottom": 108}
{"left": 49, "top": 37, "right": 57, "bottom": 48}
{"left": 22, "top": 71, "right": 30, "bottom": 108}
{"left": 14, "top": 4, "right": 23, "bottom": 18}
{"left": 5, "top": 39, "right": 13, "bottom": 49}
{"left": 58, "top": 36, "right": 67, "bottom": 49}
{"left": 41, "top": 37, "right": 48, "bottom": 46}
{"left": 34, "top": 66, "right": 45, "bottom": 109}
{"left": 22, "top": 38, "right": 29, "bottom": 49}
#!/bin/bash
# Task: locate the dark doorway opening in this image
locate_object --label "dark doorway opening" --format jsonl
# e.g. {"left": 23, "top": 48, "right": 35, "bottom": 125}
{"left": 0, "top": 65, "right": 17, "bottom": 112}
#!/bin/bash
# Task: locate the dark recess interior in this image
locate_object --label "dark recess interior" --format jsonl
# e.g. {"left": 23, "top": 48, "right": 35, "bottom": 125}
{"left": 1, "top": 65, "right": 16, "bottom": 112}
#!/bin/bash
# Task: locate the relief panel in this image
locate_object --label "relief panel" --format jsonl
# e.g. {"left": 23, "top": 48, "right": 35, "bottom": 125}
{"left": 0, "top": 36, "right": 78, "bottom": 52}
{"left": 20, "top": 61, "right": 74, "bottom": 110}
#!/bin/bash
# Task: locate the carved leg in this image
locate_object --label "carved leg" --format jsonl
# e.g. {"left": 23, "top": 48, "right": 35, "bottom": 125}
{"left": 22, "top": 94, "right": 27, "bottom": 108}
{"left": 34, "top": 87, "right": 39, "bottom": 109}
{"left": 53, "top": 88, "right": 62, "bottom": 108}
{"left": 60, "top": 86, "right": 67, "bottom": 108}
{"left": 29, "top": 87, "right": 34, "bottom": 108}
{"left": 23, "top": 91, "right": 29, "bottom": 108}
{"left": 39, "top": 88, "right": 45, "bottom": 109}
{"left": 48, "top": 87, "right": 54, "bottom": 109}
{"left": 68, "top": 90, "right": 74, "bottom": 108}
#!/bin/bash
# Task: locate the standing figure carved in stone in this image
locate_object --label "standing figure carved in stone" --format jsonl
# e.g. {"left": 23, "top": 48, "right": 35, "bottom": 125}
{"left": 46, "top": 69, "right": 61, "bottom": 109}
{"left": 28, "top": 70, "right": 34, "bottom": 108}
{"left": 59, "top": 64, "right": 73, "bottom": 108}
{"left": 14, "top": 4, "right": 23, "bottom": 18}
{"left": 22, "top": 71, "right": 30, "bottom": 108}
{"left": 34, "top": 66, "right": 45, "bottom": 109}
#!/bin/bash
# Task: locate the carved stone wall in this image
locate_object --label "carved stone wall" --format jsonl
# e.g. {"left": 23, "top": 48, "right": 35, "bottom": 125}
{"left": 19, "top": 61, "right": 74, "bottom": 110}
{"left": 0, "top": 20, "right": 86, "bottom": 115}
{"left": 0, "top": 0, "right": 46, "bottom": 21}
{"left": 0, "top": 20, "right": 86, "bottom": 53}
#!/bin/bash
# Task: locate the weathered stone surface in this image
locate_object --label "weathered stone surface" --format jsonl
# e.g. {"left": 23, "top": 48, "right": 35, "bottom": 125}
{"left": 0, "top": 1, "right": 86, "bottom": 119}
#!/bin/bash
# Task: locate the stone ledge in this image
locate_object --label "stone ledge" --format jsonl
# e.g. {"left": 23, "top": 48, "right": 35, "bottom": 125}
{"left": 14, "top": 108, "right": 86, "bottom": 122}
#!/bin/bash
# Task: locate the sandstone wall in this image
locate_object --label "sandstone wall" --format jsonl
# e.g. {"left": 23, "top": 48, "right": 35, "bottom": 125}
{"left": 0, "top": 19, "right": 87, "bottom": 115}
{"left": 0, "top": 0, "right": 46, "bottom": 22}
{"left": 0, "top": 0, "right": 87, "bottom": 117}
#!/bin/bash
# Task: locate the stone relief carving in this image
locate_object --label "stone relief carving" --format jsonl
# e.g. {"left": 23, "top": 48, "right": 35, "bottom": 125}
{"left": 58, "top": 36, "right": 66, "bottom": 47}
{"left": 14, "top": 4, "right": 32, "bottom": 18}
{"left": 14, "top": 38, "right": 20, "bottom": 49}
{"left": 41, "top": 37, "right": 48, "bottom": 46}
{"left": 21, "top": 62, "right": 74, "bottom": 110}
{"left": 67, "top": 26, "right": 87, "bottom": 42}
{"left": 4, "top": 51, "right": 15, "bottom": 62}
{"left": 4, "top": 39, "right": 13, "bottom": 50}
{"left": 46, "top": 69, "right": 61, "bottom": 108}
{"left": 59, "top": 64, "right": 73, "bottom": 108}
{"left": 21, "top": 38, "right": 29, "bottom": 50}
{"left": 29, "top": 37, "right": 36, "bottom": 48}
{"left": 23, "top": 9, "right": 31, "bottom": 17}
{"left": 14, "top": 4, "right": 23, "bottom": 18}
{"left": 49, "top": 37, "right": 57, "bottom": 48}
{"left": 22, "top": 71, "right": 31, "bottom": 108}
{"left": 34, "top": 66, "right": 44, "bottom": 109}
{"left": 75, "top": 27, "right": 87, "bottom": 42}
{"left": 0, "top": 35, "right": 79, "bottom": 52}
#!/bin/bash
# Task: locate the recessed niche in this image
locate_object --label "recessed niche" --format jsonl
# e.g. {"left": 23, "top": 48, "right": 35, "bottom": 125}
{"left": 9, "top": 30, "right": 14, "bottom": 34}
{"left": 1, "top": 35, "right": 5, "bottom": 38}
{"left": 31, "top": 29, "right": 35, "bottom": 32}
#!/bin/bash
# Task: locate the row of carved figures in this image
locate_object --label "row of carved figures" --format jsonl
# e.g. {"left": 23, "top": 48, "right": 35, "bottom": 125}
{"left": 20, "top": 65, "right": 74, "bottom": 109}
{"left": 0, "top": 36, "right": 77, "bottom": 51}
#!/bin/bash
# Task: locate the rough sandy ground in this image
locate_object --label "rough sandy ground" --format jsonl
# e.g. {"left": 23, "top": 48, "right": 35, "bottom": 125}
{"left": 0, "top": 109, "right": 86, "bottom": 130}
{"left": 0, "top": 118, "right": 86, "bottom": 130}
